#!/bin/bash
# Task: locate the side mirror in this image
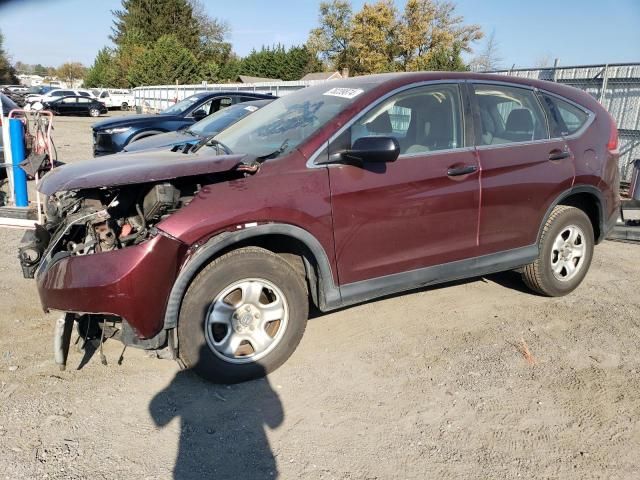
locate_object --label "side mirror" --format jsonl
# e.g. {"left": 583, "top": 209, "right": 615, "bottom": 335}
{"left": 192, "top": 109, "right": 207, "bottom": 121}
{"left": 330, "top": 136, "right": 400, "bottom": 165}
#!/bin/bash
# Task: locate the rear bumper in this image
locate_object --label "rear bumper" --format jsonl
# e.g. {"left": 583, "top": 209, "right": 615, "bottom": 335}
{"left": 36, "top": 233, "right": 187, "bottom": 339}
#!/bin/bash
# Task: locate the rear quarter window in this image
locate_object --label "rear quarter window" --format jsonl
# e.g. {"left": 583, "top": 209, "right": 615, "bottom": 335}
{"left": 541, "top": 94, "right": 589, "bottom": 136}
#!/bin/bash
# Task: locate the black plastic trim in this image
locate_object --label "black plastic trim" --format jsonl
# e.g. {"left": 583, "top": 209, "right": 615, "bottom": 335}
{"left": 338, "top": 245, "right": 539, "bottom": 308}
{"left": 538, "top": 185, "right": 607, "bottom": 244}
{"left": 162, "top": 223, "right": 340, "bottom": 329}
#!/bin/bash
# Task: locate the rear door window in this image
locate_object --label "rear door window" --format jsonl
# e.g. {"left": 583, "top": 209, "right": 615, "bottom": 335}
{"left": 541, "top": 94, "right": 589, "bottom": 136}
{"left": 472, "top": 84, "right": 548, "bottom": 145}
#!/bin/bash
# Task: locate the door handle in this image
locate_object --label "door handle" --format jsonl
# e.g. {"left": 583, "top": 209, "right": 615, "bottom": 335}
{"left": 447, "top": 165, "right": 477, "bottom": 177}
{"left": 548, "top": 149, "right": 571, "bottom": 161}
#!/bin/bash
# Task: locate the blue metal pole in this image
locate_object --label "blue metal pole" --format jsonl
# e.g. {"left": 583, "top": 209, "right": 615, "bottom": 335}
{"left": 9, "top": 118, "right": 28, "bottom": 207}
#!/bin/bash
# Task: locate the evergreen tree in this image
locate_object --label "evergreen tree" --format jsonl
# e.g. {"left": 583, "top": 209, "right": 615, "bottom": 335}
{"left": 0, "top": 31, "right": 18, "bottom": 84}
{"left": 240, "top": 44, "right": 323, "bottom": 81}
{"left": 111, "top": 0, "right": 200, "bottom": 52}
{"left": 127, "top": 34, "right": 202, "bottom": 86}
{"left": 84, "top": 48, "right": 118, "bottom": 88}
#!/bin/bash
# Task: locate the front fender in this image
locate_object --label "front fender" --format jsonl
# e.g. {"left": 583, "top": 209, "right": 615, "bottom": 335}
{"left": 162, "top": 223, "right": 341, "bottom": 330}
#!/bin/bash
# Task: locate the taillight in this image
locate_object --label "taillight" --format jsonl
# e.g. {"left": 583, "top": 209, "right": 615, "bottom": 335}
{"left": 607, "top": 114, "right": 618, "bottom": 153}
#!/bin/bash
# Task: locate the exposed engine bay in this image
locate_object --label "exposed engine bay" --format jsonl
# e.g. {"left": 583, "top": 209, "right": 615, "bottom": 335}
{"left": 19, "top": 179, "right": 196, "bottom": 279}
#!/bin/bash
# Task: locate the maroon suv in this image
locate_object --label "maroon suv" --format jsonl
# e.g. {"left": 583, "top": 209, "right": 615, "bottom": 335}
{"left": 20, "top": 72, "right": 620, "bottom": 383}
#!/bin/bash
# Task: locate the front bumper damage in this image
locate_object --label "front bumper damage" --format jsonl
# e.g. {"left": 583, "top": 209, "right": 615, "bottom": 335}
{"left": 31, "top": 231, "right": 187, "bottom": 339}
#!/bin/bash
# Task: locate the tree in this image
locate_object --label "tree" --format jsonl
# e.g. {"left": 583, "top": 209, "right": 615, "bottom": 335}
{"left": 397, "top": 0, "right": 482, "bottom": 71}
{"left": 307, "top": 0, "right": 354, "bottom": 71}
{"left": 350, "top": 0, "right": 398, "bottom": 75}
{"left": 188, "top": 0, "right": 232, "bottom": 66}
{"left": 308, "top": 0, "right": 482, "bottom": 74}
{"left": 111, "top": 0, "right": 200, "bottom": 51}
{"left": 57, "top": 62, "right": 87, "bottom": 86}
{"left": 84, "top": 48, "right": 118, "bottom": 88}
{"left": 0, "top": 31, "right": 18, "bottom": 84}
{"left": 239, "top": 44, "right": 323, "bottom": 81}
{"left": 534, "top": 54, "right": 554, "bottom": 68}
{"left": 470, "top": 29, "right": 501, "bottom": 72}
{"left": 127, "top": 34, "right": 203, "bottom": 86}
{"left": 217, "top": 54, "right": 243, "bottom": 83}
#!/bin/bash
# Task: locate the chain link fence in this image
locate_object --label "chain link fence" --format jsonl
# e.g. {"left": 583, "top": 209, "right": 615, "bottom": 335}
{"left": 490, "top": 63, "right": 640, "bottom": 181}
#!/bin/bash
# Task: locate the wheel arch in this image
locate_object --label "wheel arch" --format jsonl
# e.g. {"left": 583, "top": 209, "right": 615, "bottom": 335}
{"left": 163, "top": 224, "right": 340, "bottom": 331}
{"left": 539, "top": 185, "right": 606, "bottom": 244}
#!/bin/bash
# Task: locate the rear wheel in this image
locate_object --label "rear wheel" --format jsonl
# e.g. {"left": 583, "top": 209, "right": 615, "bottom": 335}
{"left": 121, "top": 102, "right": 128, "bottom": 110}
{"left": 522, "top": 205, "right": 594, "bottom": 296}
{"left": 178, "top": 247, "right": 308, "bottom": 383}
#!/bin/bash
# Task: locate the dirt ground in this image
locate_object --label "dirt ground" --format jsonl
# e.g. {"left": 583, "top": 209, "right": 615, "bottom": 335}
{"left": 0, "top": 113, "right": 639, "bottom": 479}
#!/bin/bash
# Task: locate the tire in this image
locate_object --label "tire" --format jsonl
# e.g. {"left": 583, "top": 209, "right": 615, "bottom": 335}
{"left": 121, "top": 102, "right": 128, "bottom": 110}
{"left": 522, "top": 205, "right": 594, "bottom": 297}
{"left": 89, "top": 108, "right": 100, "bottom": 117}
{"left": 178, "top": 247, "right": 308, "bottom": 384}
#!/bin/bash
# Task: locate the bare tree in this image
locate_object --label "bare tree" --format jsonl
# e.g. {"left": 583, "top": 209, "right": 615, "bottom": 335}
{"left": 470, "top": 29, "right": 501, "bottom": 72}
{"left": 533, "top": 53, "right": 554, "bottom": 68}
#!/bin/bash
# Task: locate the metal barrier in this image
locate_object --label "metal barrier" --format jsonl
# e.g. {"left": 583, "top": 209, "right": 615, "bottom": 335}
{"left": 132, "top": 80, "right": 327, "bottom": 113}
{"left": 133, "top": 62, "right": 640, "bottom": 181}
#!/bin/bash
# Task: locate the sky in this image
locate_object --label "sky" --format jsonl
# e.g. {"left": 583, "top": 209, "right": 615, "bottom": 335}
{"left": 0, "top": 0, "right": 639, "bottom": 69}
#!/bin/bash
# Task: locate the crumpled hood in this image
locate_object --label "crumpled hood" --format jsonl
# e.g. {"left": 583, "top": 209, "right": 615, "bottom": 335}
{"left": 38, "top": 149, "right": 249, "bottom": 195}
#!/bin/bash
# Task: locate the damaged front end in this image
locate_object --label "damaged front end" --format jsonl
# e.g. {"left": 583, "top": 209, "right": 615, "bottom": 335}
{"left": 20, "top": 180, "right": 187, "bottom": 280}
{"left": 20, "top": 181, "right": 193, "bottom": 339}
{"left": 19, "top": 149, "right": 255, "bottom": 366}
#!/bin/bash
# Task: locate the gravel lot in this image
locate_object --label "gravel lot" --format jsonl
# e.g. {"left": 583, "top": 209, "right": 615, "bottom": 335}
{"left": 0, "top": 113, "right": 639, "bottom": 479}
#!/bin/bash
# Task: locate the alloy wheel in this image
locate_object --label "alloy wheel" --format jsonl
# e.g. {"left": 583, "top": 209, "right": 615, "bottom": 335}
{"left": 550, "top": 224, "right": 587, "bottom": 282}
{"left": 204, "top": 278, "right": 289, "bottom": 364}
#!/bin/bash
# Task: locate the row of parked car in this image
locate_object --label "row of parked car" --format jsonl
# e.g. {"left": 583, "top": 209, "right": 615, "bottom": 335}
{"left": 17, "top": 72, "right": 621, "bottom": 385}
{"left": 0, "top": 85, "right": 133, "bottom": 116}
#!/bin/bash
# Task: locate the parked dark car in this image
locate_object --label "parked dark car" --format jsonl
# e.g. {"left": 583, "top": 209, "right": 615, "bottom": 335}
{"left": 22, "top": 72, "right": 620, "bottom": 384}
{"left": 0, "top": 92, "right": 19, "bottom": 174}
{"left": 92, "top": 91, "right": 275, "bottom": 156}
{"left": 43, "top": 95, "right": 107, "bottom": 117}
{"left": 123, "top": 99, "right": 273, "bottom": 153}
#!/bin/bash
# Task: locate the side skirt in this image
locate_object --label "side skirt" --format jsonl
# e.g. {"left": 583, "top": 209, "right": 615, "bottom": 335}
{"left": 330, "top": 245, "right": 539, "bottom": 310}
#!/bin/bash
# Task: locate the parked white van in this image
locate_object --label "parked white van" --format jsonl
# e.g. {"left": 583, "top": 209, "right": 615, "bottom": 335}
{"left": 92, "top": 89, "right": 133, "bottom": 110}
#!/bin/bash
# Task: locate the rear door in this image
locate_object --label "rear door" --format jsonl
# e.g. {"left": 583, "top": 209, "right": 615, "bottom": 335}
{"left": 77, "top": 97, "right": 92, "bottom": 114}
{"left": 58, "top": 97, "right": 78, "bottom": 114}
{"left": 470, "top": 82, "right": 574, "bottom": 255}
{"left": 328, "top": 83, "right": 480, "bottom": 285}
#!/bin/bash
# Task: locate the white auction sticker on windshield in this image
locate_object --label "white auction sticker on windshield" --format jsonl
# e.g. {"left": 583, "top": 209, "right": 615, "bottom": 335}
{"left": 244, "top": 105, "right": 258, "bottom": 112}
{"left": 323, "top": 87, "right": 364, "bottom": 99}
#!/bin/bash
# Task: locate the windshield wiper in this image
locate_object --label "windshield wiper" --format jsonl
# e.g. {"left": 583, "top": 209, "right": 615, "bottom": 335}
{"left": 191, "top": 133, "right": 233, "bottom": 155}
{"left": 234, "top": 139, "right": 291, "bottom": 176}
{"left": 257, "top": 138, "right": 289, "bottom": 161}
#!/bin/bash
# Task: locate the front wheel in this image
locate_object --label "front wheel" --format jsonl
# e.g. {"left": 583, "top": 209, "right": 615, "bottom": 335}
{"left": 89, "top": 107, "right": 101, "bottom": 117}
{"left": 522, "top": 205, "right": 594, "bottom": 296}
{"left": 178, "top": 247, "right": 308, "bottom": 383}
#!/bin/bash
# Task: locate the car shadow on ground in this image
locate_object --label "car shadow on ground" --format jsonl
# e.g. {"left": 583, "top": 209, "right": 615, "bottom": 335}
{"left": 149, "top": 345, "right": 283, "bottom": 479}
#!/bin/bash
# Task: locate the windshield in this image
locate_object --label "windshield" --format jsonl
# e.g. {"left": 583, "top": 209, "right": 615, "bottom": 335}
{"left": 161, "top": 94, "right": 205, "bottom": 115}
{"left": 190, "top": 104, "right": 260, "bottom": 136}
{"left": 214, "top": 82, "right": 378, "bottom": 157}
